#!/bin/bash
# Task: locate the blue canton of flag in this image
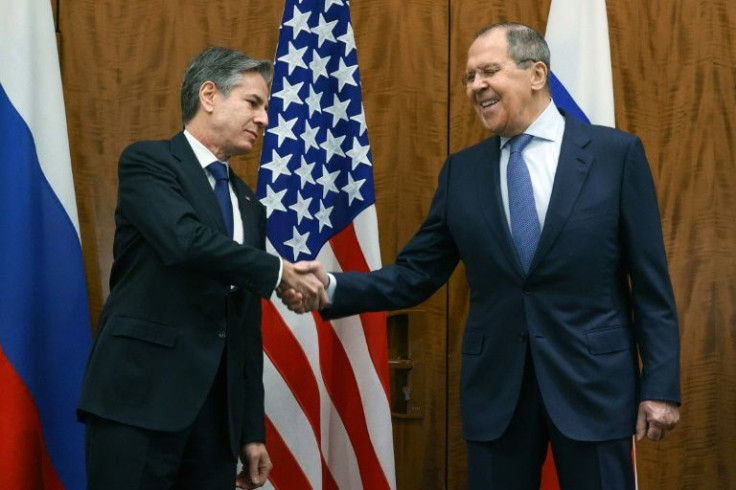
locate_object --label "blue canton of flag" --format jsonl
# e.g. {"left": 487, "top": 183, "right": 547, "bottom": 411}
{"left": 257, "top": 0, "right": 374, "bottom": 262}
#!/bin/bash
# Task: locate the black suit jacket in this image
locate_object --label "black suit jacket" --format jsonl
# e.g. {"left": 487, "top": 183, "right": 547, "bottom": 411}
{"left": 78, "top": 132, "right": 280, "bottom": 456}
{"left": 324, "top": 113, "right": 680, "bottom": 442}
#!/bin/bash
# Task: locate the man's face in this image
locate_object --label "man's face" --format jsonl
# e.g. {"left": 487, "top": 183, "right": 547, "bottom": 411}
{"left": 209, "top": 71, "right": 269, "bottom": 158}
{"left": 464, "top": 29, "right": 536, "bottom": 137}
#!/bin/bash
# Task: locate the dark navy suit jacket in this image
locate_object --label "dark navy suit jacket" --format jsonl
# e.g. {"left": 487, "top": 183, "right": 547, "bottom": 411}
{"left": 324, "top": 113, "right": 680, "bottom": 442}
{"left": 78, "top": 132, "right": 281, "bottom": 456}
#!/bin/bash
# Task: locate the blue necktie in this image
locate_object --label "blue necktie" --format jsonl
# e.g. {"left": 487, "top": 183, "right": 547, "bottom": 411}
{"left": 507, "top": 133, "right": 539, "bottom": 273}
{"left": 207, "top": 161, "right": 234, "bottom": 238}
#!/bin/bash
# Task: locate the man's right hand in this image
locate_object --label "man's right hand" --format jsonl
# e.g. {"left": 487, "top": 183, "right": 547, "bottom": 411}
{"left": 278, "top": 261, "right": 328, "bottom": 313}
{"left": 277, "top": 261, "right": 329, "bottom": 313}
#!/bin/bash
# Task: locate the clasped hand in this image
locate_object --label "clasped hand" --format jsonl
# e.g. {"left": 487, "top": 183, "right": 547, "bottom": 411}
{"left": 278, "top": 261, "right": 329, "bottom": 313}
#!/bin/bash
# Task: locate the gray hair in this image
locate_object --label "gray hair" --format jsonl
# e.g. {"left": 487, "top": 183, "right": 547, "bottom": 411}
{"left": 474, "top": 22, "right": 551, "bottom": 72}
{"left": 180, "top": 46, "right": 273, "bottom": 125}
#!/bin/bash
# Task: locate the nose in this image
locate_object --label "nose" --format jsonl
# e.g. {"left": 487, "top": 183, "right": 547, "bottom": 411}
{"left": 255, "top": 108, "right": 268, "bottom": 129}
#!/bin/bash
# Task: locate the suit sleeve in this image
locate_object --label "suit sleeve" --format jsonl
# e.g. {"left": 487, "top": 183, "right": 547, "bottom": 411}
{"left": 620, "top": 137, "right": 681, "bottom": 404}
{"left": 117, "top": 142, "right": 280, "bottom": 298}
{"left": 324, "top": 157, "right": 461, "bottom": 319}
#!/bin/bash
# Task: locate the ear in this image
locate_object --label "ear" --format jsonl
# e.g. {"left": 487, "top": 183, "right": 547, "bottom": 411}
{"left": 530, "top": 61, "right": 549, "bottom": 92}
{"left": 198, "top": 81, "right": 218, "bottom": 114}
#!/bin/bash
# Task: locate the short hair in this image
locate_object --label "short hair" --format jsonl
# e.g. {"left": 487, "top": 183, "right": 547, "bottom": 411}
{"left": 180, "top": 46, "right": 273, "bottom": 125}
{"left": 474, "top": 22, "right": 551, "bottom": 71}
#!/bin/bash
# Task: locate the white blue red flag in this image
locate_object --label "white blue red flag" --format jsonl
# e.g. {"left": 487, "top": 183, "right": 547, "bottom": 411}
{"left": 544, "top": 1, "right": 636, "bottom": 488}
{"left": 545, "top": 0, "right": 615, "bottom": 127}
{"left": 0, "top": 1, "right": 92, "bottom": 489}
{"left": 257, "top": 0, "right": 395, "bottom": 488}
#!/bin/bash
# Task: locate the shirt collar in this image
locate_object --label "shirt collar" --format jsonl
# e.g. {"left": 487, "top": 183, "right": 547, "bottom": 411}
{"left": 500, "top": 98, "right": 564, "bottom": 149}
{"left": 183, "top": 129, "right": 228, "bottom": 172}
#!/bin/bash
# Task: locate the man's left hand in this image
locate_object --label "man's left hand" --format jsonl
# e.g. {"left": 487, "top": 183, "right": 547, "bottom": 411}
{"left": 636, "top": 400, "right": 680, "bottom": 441}
{"left": 236, "top": 442, "right": 272, "bottom": 489}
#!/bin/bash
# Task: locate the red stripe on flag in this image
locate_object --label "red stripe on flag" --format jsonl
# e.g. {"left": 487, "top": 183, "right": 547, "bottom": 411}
{"left": 329, "top": 221, "right": 391, "bottom": 398}
{"left": 0, "top": 347, "right": 64, "bottom": 490}
{"left": 262, "top": 299, "right": 322, "bottom": 442}
{"left": 541, "top": 444, "right": 560, "bottom": 489}
{"left": 314, "top": 315, "right": 391, "bottom": 490}
{"left": 264, "top": 417, "right": 312, "bottom": 490}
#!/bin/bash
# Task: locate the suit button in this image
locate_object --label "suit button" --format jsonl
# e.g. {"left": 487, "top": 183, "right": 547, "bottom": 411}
{"left": 218, "top": 331, "right": 227, "bottom": 339}
{"left": 229, "top": 285, "right": 237, "bottom": 292}
{"left": 519, "top": 332, "right": 528, "bottom": 342}
{"left": 523, "top": 288, "right": 532, "bottom": 295}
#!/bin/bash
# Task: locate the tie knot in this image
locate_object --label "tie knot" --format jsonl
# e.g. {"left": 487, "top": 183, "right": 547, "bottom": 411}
{"left": 207, "top": 161, "right": 229, "bottom": 182}
{"left": 508, "top": 133, "right": 534, "bottom": 154}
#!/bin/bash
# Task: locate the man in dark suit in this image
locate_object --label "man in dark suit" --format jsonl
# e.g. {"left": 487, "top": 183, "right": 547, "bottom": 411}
{"left": 78, "top": 47, "right": 325, "bottom": 490}
{"left": 284, "top": 23, "right": 681, "bottom": 489}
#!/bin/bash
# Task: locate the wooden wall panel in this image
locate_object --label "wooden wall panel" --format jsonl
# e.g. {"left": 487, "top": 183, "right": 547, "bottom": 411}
{"left": 348, "top": 2, "right": 450, "bottom": 488}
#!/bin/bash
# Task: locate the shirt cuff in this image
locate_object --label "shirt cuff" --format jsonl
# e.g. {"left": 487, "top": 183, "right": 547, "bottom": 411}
{"left": 326, "top": 273, "right": 337, "bottom": 303}
{"left": 274, "top": 256, "right": 283, "bottom": 292}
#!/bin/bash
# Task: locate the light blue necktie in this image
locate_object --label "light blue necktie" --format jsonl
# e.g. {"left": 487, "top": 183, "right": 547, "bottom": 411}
{"left": 507, "top": 134, "right": 539, "bottom": 273}
{"left": 207, "top": 161, "right": 234, "bottom": 238}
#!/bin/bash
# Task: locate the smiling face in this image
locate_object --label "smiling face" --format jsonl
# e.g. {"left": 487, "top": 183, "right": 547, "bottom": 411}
{"left": 464, "top": 28, "right": 548, "bottom": 138}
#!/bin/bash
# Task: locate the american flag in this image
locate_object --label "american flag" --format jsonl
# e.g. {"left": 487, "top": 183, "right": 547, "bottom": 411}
{"left": 256, "top": 0, "right": 395, "bottom": 488}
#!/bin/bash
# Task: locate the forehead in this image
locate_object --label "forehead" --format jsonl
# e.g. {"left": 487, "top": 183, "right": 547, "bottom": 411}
{"left": 466, "top": 29, "right": 510, "bottom": 68}
{"left": 229, "top": 71, "right": 269, "bottom": 97}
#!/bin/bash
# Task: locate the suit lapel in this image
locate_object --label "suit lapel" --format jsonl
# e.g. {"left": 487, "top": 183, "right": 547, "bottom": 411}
{"left": 170, "top": 132, "right": 228, "bottom": 235}
{"left": 230, "top": 176, "right": 261, "bottom": 248}
{"left": 528, "top": 116, "right": 594, "bottom": 273}
{"left": 475, "top": 138, "right": 522, "bottom": 271}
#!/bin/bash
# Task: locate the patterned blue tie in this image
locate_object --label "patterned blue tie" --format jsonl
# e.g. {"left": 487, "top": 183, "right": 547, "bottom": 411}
{"left": 207, "top": 161, "right": 234, "bottom": 238}
{"left": 507, "top": 134, "right": 539, "bottom": 273}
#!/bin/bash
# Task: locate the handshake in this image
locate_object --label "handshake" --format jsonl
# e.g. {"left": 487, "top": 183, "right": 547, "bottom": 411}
{"left": 277, "top": 261, "right": 330, "bottom": 313}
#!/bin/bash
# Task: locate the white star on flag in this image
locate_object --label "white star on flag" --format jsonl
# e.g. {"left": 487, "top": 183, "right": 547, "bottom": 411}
{"left": 342, "top": 173, "right": 366, "bottom": 205}
{"left": 283, "top": 5, "right": 312, "bottom": 37}
{"left": 316, "top": 167, "right": 340, "bottom": 198}
{"left": 320, "top": 128, "right": 346, "bottom": 163}
{"left": 295, "top": 156, "right": 317, "bottom": 188}
{"left": 324, "top": 93, "right": 350, "bottom": 127}
{"left": 300, "top": 120, "right": 320, "bottom": 151}
{"left": 268, "top": 113, "right": 298, "bottom": 146}
{"left": 305, "top": 85, "right": 323, "bottom": 117}
{"left": 308, "top": 51, "right": 330, "bottom": 83}
{"left": 288, "top": 190, "right": 313, "bottom": 224}
{"left": 272, "top": 78, "right": 304, "bottom": 110}
{"left": 338, "top": 22, "right": 356, "bottom": 56}
{"left": 346, "top": 136, "right": 371, "bottom": 169}
{"left": 259, "top": 185, "right": 288, "bottom": 218}
{"left": 314, "top": 200, "right": 334, "bottom": 231}
{"left": 283, "top": 226, "right": 311, "bottom": 260}
{"left": 277, "top": 41, "right": 308, "bottom": 75}
{"left": 260, "top": 149, "right": 292, "bottom": 181}
{"left": 332, "top": 58, "right": 358, "bottom": 92}
{"left": 312, "top": 14, "right": 337, "bottom": 47}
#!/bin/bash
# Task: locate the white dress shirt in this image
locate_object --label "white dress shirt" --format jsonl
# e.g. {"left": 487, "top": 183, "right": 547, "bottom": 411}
{"left": 184, "top": 130, "right": 283, "bottom": 289}
{"left": 499, "top": 99, "right": 565, "bottom": 231}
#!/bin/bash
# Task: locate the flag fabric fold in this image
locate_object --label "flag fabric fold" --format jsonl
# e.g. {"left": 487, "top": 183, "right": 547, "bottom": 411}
{"left": 256, "top": 0, "right": 395, "bottom": 488}
{"left": 0, "top": 1, "right": 92, "bottom": 489}
{"left": 544, "top": 1, "right": 637, "bottom": 489}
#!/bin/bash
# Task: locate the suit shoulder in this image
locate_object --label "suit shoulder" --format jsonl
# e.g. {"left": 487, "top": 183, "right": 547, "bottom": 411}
{"left": 121, "top": 137, "right": 177, "bottom": 157}
{"left": 449, "top": 136, "right": 498, "bottom": 162}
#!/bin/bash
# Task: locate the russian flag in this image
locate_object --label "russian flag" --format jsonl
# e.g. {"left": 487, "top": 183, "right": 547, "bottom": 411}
{"left": 0, "top": 1, "right": 92, "bottom": 489}
{"left": 542, "top": 1, "right": 629, "bottom": 488}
